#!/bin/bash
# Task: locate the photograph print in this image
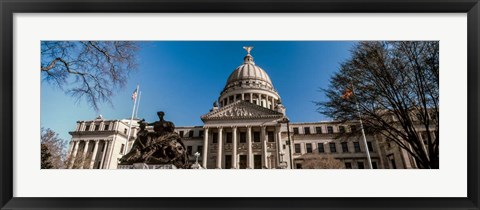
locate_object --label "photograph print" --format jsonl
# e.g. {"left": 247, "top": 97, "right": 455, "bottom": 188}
{"left": 40, "top": 41, "right": 439, "bottom": 170}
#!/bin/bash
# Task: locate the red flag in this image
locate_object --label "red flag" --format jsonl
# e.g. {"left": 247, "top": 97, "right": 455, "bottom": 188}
{"left": 341, "top": 87, "right": 353, "bottom": 99}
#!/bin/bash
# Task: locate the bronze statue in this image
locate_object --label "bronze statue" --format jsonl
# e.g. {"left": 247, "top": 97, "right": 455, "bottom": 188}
{"left": 119, "top": 111, "right": 190, "bottom": 168}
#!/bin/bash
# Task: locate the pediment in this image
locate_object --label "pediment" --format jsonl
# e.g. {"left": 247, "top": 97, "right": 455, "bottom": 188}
{"left": 201, "top": 101, "right": 283, "bottom": 121}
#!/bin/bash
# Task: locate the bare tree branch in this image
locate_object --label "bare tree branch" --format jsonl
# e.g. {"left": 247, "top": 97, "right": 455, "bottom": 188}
{"left": 41, "top": 41, "right": 140, "bottom": 110}
{"left": 316, "top": 41, "right": 439, "bottom": 169}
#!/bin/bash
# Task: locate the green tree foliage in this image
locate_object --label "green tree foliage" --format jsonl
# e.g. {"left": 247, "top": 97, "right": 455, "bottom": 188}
{"left": 317, "top": 41, "right": 439, "bottom": 169}
{"left": 41, "top": 41, "right": 140, "bottom": 110}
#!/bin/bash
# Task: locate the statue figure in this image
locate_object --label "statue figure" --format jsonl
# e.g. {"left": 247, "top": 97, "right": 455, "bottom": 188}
{"left": 119, "top": 111, "right": 190, "bottom": 168}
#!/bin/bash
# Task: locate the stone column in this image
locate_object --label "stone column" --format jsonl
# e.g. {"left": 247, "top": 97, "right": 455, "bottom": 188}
{"left": 227, "top": 97, "right": 230, "bottom": 105}
{"left": 68, "top": 141, "right": 80, "bottom": 169}
{"left": 89, "top": 140, "right": 100, "bottom": 169}
{"left": 202, "top": 128, "right": 209, "bottom": 168}
{"left": 216, "top": 127, "right": 223, "bottom": 169}
{"left": 271, "top": 97, "right": 275, "bottom": 110}
{"left": 249, "top": 93, "right": 253, "bottom": 103}
{"left": 261, "top": 126, "right": 268, "bottom": 168}
{"left": 257, "top": 94, "right": 262, "bottom": 106}
{"left": 105, "top": 139, "right": 115, "bottom": 169}
{"left": 100, "top": 140, "right": 108, "bottom": 169}
{"left": 232, "top": 126, "right": 238, "bottom": 169}
{"left": 242, "top": 93, "right": 245, "bottom": 101}
{"left": 276, "top": 126, "right": 283, "bottom": 166}
{"left": 418, "top": 132, "right": 428, "bottom": 155}
{"left": 233, "top": 94, "right": 237, "bottom": 103}
{"left": 247, "top": 126, "right": 253, "bottom": 169}
{"left": 66, "top": 141, "right": 74, "bottom": 161}
{"left": 80, "top": 140, "right": 90, "bottom": 169}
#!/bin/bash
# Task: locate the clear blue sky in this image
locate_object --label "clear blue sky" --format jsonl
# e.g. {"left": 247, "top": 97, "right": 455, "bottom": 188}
{"left": 41, "top": 41, "right": 356, "bottom": 141}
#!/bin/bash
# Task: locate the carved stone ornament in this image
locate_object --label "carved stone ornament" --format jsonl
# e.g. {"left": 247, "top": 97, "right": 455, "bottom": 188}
{"left": 201, "top": 101, "right": 284, "bottom": 120}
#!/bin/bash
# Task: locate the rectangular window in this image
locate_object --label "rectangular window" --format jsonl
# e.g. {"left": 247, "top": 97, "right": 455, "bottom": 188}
{"left": 124, "top": 128, "right": 127, "bottom": 134}
{"left": 329, "top": 142, "right": 336, "bottom": 153}
{"left": 267, "top": 131, "right": 275, "bottom": 142}
{"left": 254, "top": 155, "right": 262, "bottom": 169}
{"left": 199, "top": 130, "right": 204, "bottom": 137}
{"left": 341, "top": 142, "right": 349, "bottom": 153}
{"left": 327, "top": 126, "right": 334, "bottom": 134}
{"left": 253, "top": 132, "right": 261, "bottom": 142}
{"left": 294, "top": 144, "right": 301, "bottom": 153}
{"left": 293, "top": 127, "right": 299, "bottom": 134}
{"left": 239, "top": 155, "right": 247, "bottom": 169}
{"left": 345, "top": 162, "right": 352, "bottom": 169}
{"left": 350, "top": 125, "right": 357, "bottom": 132}
{"left": 354, "top": 142, "right": 361, "bottom": 152}
{"left": 197, "top": 146, "right": 203, "bottom": 154}
{"left": 367, "top": 141, "right": 374, "bottom": 152}
{"left": 85, "top": 125, "right": 90, "bottom": 131}
{"left": 120, "top": 144, "right": 125, "bottom": 154}
{"left": 296, "top": 163, "right": 303, "bottom": 169}
{"left": 104, "top": 124, "right": 109, "bottom": 131}
{"left": 226, "top": 132, "right": 232, "bottom": 143}
{"left": 283, "top": 144, "right": 286, "bottom": 150}
{"left": 212, "top": 133, "right": 218, "bottom": 144}
{"left": 315, "top": 127, "right": 322, "bottom": 134}
{"left": 179, "top": 131, "right": 184, "bottom": 137}
{"left": 240, "top": 132, "right": 246, "bottom": 143}
{"left": 372, "top": 162, "right": 378, "bottom": 169}
{"left": 317, "top": 143, "right": 325, "bottom": 153}
{"left": 188, "top": 130, "right": 194, "bottom": 137}
{"left": 304, "top": 127, "right": 310, "bottom": 135}
{"left": 187, "top": 146, "right": 192, "bottom": 155}
{"left": 225, "top": 155, "right": 232, "bottom": 169}
{"left": 358, "top": 161, "right": 365, "bottom": 169}
{"left": 339, "top": 126, "right": 345, "bottom": 133}
{"left": 306, "top": 143, "right": 312, "bottom": 153}
{"left": 95, "top": 125, "right": 100, "bottom": 131}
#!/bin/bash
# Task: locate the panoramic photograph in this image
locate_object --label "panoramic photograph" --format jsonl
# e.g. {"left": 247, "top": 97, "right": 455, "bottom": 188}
{"left": 40, "top": 41, "right": 439, "bottom": 170}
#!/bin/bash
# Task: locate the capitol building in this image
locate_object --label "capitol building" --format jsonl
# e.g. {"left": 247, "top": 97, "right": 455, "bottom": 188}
{"left": 66, "top": 47, "right": 426, "bottom": 170}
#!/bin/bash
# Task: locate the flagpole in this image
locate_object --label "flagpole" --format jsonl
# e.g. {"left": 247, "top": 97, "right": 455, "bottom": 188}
{"left": 125, "top": 84, "right": 139, "bottom": 155}
{"left": 351, "top": 85, "right": 373, "bottom": 169}
{"left": 135, "top": 91, "right": 142, "bottom": 118}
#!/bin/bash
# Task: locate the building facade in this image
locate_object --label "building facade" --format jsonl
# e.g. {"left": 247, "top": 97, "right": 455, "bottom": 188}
{"left": 66, "top": 48, "right": 426, "bottom": 169}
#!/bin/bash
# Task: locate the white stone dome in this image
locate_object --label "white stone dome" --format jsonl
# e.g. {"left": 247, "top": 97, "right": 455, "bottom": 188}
{"left": 217, "top": 47, "right": 282, "bottom": 111}
{"left": 226, "top": 62, "right": 273, "bottom": 86}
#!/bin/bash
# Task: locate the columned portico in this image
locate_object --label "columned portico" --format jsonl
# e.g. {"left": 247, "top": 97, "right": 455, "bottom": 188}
{"left": 200, "top": 47, "right": 286, "bottom": 169}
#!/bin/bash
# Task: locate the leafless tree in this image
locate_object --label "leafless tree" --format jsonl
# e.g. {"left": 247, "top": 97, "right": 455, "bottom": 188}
{"left": 317, "top": 41, "right": 439, "bottom": 169}
{"left": 65, "top": 152, "right": 90, "bottom": 169}
{"left": 41, "top": 41, "right": 140, "bottom": 110}
{"left": 41, "top": 127, "right": 67, "bottom": 169}
{"left": 301, "top": 154, "right": 344, "bottom": 169}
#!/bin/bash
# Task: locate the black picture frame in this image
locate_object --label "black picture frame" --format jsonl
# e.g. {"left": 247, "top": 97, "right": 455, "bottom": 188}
{"left": 1, "top": 0, "right": 479, "bottom": 209}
